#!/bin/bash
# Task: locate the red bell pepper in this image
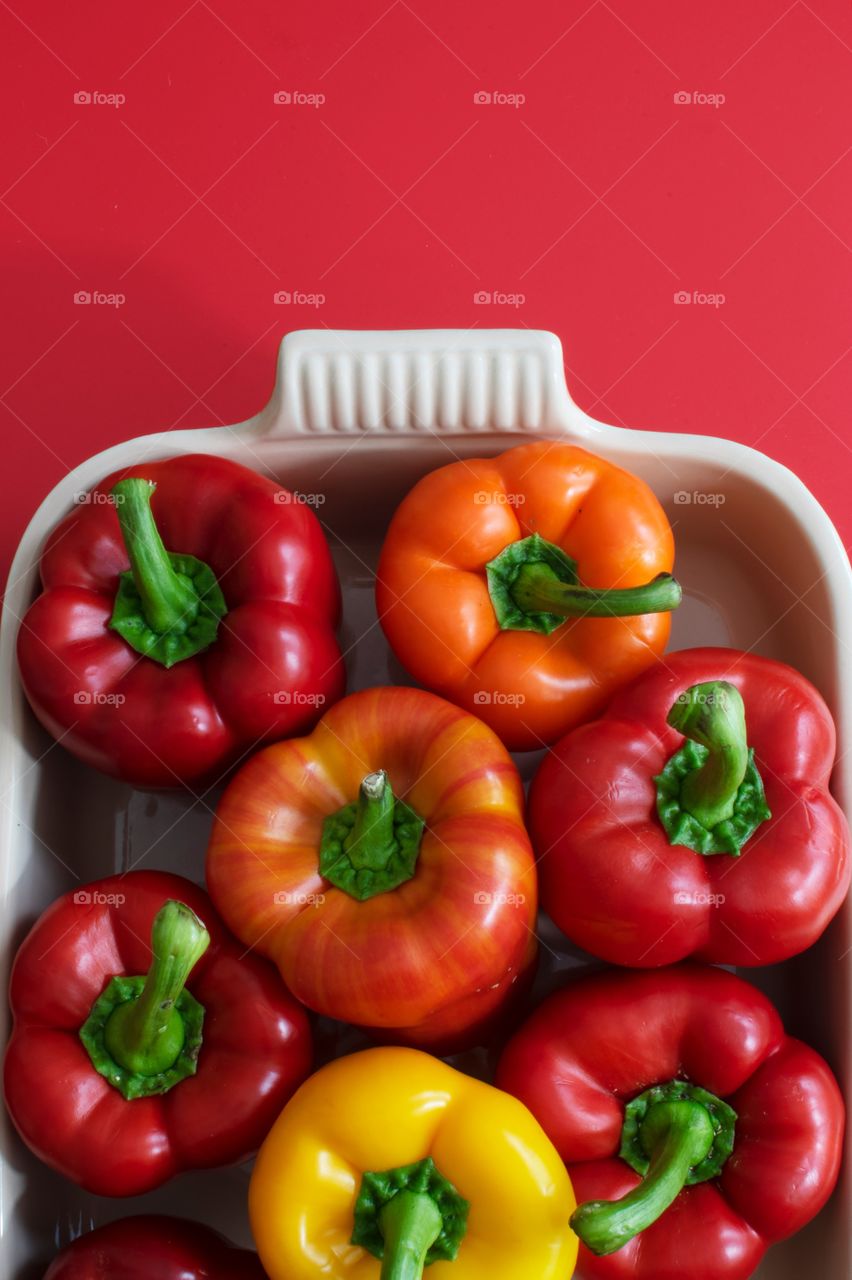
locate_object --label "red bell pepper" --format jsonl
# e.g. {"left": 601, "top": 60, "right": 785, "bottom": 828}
{"left": 530, "top": 646, "right": 850, "bottom": 966}
{"left": 4, "top": 870, "right": 311, "bottom": 1196}
{"left": 17, "top": 453, "right": 344, "bottom": 788}
{"left": 44, "top": 1216, "right": 266, "bottom": 1279}
{"left": 497, "top": 965, "right": 844, "bottom": 1280}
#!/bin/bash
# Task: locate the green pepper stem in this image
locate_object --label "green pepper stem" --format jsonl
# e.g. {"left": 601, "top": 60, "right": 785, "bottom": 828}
{"left": 112, "top": 478, "right": 199, "bottom": 635}
{"left": 345, "top": 771, "right": 397, "bottom": 872}
{"left": 379, "top": 1191, "right": 444, "bottom": 1280}
{"left": 320, "top": 773, "right": 425, "bottom": 901}
{"left": 103, "top": 900, "right": 210, "bottom": 1078}
{"left": 511, "top": 562, "right": 681, "bottom": 618}
{"left": 666, "top": 681, "right": 749, "bottom": 828}
{"left": 571, "top": 1100, "right": 716, "bottom": 1257}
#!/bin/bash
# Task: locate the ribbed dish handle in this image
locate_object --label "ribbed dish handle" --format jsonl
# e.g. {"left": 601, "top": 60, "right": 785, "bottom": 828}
{"left": 254, "top": 329, "right": 578, "bottom": 435}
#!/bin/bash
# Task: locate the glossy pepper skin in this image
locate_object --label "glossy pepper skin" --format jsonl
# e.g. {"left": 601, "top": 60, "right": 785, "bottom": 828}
{"left": 44, "top": 1216, "right": 266, "bottom": 1279}
{"left": 4, "top": 870, "right": 312, "bottom": 1196}
{"left": 376, "top": 440, "right": 679, "bottom": 750}
{"left": 17, "top": 453, "right": 344, "bottom": 788}
{"left": 531, "top": 646, "right": 850, "bottom": 966}
{"left": 206, "top": 686, "right": 537, "bottom": 1050}
{"left": 250, "top": 1046, "right": 578, "bottom": 1280}
{"left": 497, "top": 966, "right": 844, "bottom": 1280}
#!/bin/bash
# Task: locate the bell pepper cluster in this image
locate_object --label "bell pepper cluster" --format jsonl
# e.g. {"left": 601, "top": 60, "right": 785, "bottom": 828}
{"left": 5, "top": 444, "right": 848, "bottom": 1280}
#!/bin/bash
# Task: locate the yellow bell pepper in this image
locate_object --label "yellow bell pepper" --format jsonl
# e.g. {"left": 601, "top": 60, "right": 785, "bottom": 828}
{"left": 250, "top": 1047, "right": 578, "bottom": 1280}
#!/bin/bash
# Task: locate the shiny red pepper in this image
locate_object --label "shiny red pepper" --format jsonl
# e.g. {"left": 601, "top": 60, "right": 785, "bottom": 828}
{"left": 4, "top": 870, "right": 311, "bottom": 1196}
{"left": 17, "top": 453, "right": 344, "bottom": 788}
{"left": 530, "top": 647, "right": 850, "bottom": 966}
{"left": 44, "top": 1216, "right": 265, "bottom": 1279}
{"left": 497, "top": 965, "right": 845, "bottom": 1280}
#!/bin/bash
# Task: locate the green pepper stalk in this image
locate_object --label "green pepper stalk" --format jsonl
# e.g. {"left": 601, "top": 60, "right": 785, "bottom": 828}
{"left": 379, "top": 1191, "right": 445, "bottom": 1280}
{"left": 571, "top": 1081, "right": 737, "bottom": 1257}
{"left": 352, "top": 1156, "right": 469, "bottom": 1280}
{"left": 319, "top": 770, "right": 425, "bottom": 901}
{"left": 655, "top": 681, "right": 771, "bottom": 856}
{"left": 668, "top": 681, "right": 749, "bottom": 827}
{"left": 80, "top": 900, "right": 210, "bottom": 1100}
{"left": 108, "top": 478, "right": 227, "bottom": 667}
{"left": 486, "top": 533, "right": 681, "bottom": 636}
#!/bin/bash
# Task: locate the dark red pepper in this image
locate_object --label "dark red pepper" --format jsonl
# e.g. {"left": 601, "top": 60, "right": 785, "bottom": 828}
{"left": 17, "top": 453, "right": 345, "bottom": 788}
{"left": 531, "top": 647, "right": 850, "bottom": 966}
{"left": 497, "top": 965, "right": 845, "bottom": 1280}
{"left": 4, "top": 870, "right": 312, "bottom": 1196}
{"left": 43, "top": 1216, "right": 265, "bottom": 1279}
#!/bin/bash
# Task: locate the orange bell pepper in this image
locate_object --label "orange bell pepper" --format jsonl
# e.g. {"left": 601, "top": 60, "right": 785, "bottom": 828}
{"left": 205, "top": 686, "right": 537, "bottom": 1051}
{"left": 376, "top": 441, "right": 680, "bottom": 750}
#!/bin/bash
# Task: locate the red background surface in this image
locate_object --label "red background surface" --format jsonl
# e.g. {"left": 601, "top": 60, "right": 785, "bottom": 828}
{"left": 3, "top": 1, "right": 851, "bottom": 582}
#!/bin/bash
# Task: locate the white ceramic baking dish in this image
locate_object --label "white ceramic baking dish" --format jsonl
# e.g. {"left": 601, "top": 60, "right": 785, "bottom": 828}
{"left": 1, "top": 329, "right": 849, "bottom": 1278}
